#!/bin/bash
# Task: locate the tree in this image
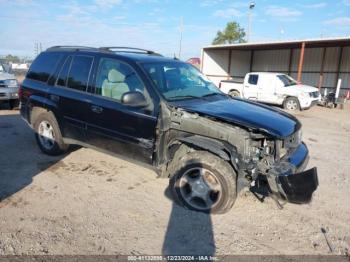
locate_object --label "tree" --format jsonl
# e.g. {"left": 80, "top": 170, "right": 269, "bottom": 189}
{"left": 212, "top": 22, "right": 246, "bottom": 45}
{"left": 5, "top": 54, "right": 20, "bottom": 63}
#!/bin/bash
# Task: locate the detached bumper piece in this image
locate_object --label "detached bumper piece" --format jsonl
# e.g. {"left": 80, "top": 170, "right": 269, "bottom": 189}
{"left": 267, "top": 143, "right": 319, "bottom": 204}
{"left": 278, "top": 167, "right": 318, "bottom": 203}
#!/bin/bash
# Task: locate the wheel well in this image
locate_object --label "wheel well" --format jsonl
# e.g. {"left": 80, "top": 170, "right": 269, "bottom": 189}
{"left": 283, "top": 96, "right": 300, "bottom": 106}
{"left": 165, "top": 136, "right": 239, "bottom": 177}
{"left": 30, "top": 107, "right": 48, "bottom": 126}
{"left": 229, "top": 89, "right": 240, "bottom": 94}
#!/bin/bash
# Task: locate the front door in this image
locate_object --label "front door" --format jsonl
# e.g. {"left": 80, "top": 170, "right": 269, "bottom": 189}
{"left": 257, "top": 75, "right": 276, "bottom": 103}
{"left": 85, "top": 57, "right": 157, "bottom": 164}
{"left": 243, "top": 74, "right": 259, "bottom": 100}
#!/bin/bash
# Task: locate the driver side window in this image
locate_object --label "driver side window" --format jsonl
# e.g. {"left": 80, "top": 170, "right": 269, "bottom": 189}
{"left": 95, "top": 58, "right": 146, "bottom": 102}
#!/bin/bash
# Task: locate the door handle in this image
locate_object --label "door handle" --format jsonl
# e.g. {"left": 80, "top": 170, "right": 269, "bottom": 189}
{"left": 91, "top": 105, "right": 103, "bottom": 114}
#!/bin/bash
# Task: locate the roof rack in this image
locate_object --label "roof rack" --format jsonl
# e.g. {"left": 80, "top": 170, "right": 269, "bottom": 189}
{"left": 46, "top": 46, "right": 163, "bottom": 56}
{"left": 46, "top": 46, "right": 99, "bottom": 51}
{"left": 99, "top": 47, "right": 162, "bottom": 56}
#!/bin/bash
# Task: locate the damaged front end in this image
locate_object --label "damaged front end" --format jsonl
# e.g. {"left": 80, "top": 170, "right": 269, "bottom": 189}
{"left": 156, "top": 100, "right": 318, "bottom": 206}
{"left": 248, "top": 131, "right": 318, "bottom": 204}
{"left": 266, "top": 143, "right": 318, "bottom": 203}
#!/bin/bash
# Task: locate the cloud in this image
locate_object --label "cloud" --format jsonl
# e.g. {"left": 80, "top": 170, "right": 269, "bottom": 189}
{"left": 213, "top": 8, "right": 242, "bottom": 18}
{"left": 148, "top": 7, "right": 163, "bottom": 16}
{"left": 324, "top": 17, "right": 350, "bottom": 26}
{"left": 94, "top": 0, "right": 122, "bottom": 8}
{"left": 303, "top": 2, "right": 327, "bottom": 8}
{"left": 343, "top": 0, "right": 350, "bottom": 5}
{"left": 265, "top": 6, "right": 302, "bottom": 17}
{"left": 200, "top": 0, "right": 223, "bottom": 7}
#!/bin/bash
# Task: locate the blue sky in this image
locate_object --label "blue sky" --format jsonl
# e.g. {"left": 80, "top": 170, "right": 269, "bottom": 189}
{"left": 1, "top": 0, "right": 350, "bottom": 59}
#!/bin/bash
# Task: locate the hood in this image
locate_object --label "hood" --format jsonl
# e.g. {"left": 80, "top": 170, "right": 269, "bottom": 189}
{"left": 0, "top": 72, "right": 16, "bottom": 81}
{"left": 288, "top": 84, "right": 319, "bottom": 93}
{"left": 171, "top": 96, "right": 300, "bottom": 138}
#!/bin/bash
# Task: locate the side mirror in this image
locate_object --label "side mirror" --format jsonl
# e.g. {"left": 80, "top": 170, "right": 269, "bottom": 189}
{"left": 121, "top": 91, "right": 149, "bottom": 107}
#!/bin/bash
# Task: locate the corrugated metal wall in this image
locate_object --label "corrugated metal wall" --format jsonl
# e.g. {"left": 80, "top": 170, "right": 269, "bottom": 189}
{"left": 252, "top": 49, "right": 290, "bottom": 72}
{"left": 202, "top": 45, "right": 350, "bottom": 95}
{"left": 202, "top": 50, "right": 229, "bottom": 86}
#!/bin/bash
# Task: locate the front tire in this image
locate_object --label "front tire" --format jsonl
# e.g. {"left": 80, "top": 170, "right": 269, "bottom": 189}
{"left": 33, "top": 112, "right": 68, "bottom": 156}
{"left": 283, "top": 97, "right": 300, "bottom": 111}
{"left": 169, "top": 149, "right": 237, "bottom": 214}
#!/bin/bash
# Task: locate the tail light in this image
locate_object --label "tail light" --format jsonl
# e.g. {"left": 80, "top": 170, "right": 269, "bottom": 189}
{"left": 18, "top": 85, "right": 23, "bottom": 99}
{"left": 18, "top": 85, "right": 31, "bottom": 100}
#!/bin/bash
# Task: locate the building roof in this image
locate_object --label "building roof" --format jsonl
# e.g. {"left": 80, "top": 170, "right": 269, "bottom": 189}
{"left": 203, "top": 36, "right": 350, "bottom": 50}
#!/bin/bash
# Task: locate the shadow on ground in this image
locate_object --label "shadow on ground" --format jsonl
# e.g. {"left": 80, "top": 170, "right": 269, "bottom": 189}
{"left": 0, "top": 111, "right": 69, "bottom": 203}
{"left": 162, "top": 187, "right": 215, "bottom": 256}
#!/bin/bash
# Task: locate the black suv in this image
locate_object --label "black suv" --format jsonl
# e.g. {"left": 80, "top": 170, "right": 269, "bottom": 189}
{"left": 20, "top": 46, "right": 318, "bottom": 214}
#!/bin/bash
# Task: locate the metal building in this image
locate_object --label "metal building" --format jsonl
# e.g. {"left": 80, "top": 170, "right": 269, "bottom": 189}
{"left": 201, "top": 37, "right": 350, "bottom": 96}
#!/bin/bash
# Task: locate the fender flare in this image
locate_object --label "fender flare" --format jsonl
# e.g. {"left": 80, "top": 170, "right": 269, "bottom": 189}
{"left": 176, "top": 135, "right": 239, "bottom": 171}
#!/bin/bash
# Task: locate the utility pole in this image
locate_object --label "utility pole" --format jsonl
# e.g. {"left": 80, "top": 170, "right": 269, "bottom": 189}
{"left": 34, "top": 42, "right": 38, "bottom": 56}
{"left": 247, "top": 2, "right": 255, "bottom": 42}
{"left": 178, "top": 16, "right": 183, "bottom": 59}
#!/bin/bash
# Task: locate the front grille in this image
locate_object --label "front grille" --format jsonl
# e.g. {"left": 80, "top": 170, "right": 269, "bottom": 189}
{"left": 310, "top": 91, "right": 320, "bottom": 98}
{"left": 0, "top": 93, "right": 6, "bottom": 97}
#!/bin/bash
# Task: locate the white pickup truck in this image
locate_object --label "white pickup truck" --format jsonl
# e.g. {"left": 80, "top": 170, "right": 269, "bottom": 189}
{"left": 219, "top": 72, "right": 321, "bottom": 110}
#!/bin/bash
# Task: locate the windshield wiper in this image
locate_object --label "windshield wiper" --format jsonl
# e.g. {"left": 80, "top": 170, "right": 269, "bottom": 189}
{"left": 201, "top": 93, "right": 226, "bottom": 98}
{"left": 167, "top": 95, "right": 201, "bottom": 101}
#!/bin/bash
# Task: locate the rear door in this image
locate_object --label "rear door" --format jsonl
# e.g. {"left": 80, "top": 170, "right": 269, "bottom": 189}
{"left": 49, "top": 54, "right": 95, "bottom": 141}
{"left": 85, "top": 57, "right": 157, "bottom": 164}
{"left": 242, "top": 74, "right": 259, "bottom": 99}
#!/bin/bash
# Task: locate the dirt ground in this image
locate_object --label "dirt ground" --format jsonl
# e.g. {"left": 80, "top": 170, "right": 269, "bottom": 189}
{"left": 0, "top": 104, "right": 349, "bottom": 256}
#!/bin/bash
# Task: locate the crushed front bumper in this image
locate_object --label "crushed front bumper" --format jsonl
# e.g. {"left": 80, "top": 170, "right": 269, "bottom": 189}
{"left": 266, "top": 143, "right": 318, "bottom": 203}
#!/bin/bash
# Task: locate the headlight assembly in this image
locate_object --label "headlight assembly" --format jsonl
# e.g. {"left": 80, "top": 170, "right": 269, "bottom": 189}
{"left": 4, "top": 79, "right": 18, "bottom": 87}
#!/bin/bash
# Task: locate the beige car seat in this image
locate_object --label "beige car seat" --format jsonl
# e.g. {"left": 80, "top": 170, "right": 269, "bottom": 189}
{"left": 102, "top": 69, "right": 130, "bottom": 100}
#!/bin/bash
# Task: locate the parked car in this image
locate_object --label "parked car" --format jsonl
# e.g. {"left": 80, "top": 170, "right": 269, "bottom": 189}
{"left": 0, "top": 63, "right": 19, "bottom": 109}
{"left": 219, "top": 72, "right": 321, "bottom": 111}
{"left": 20, "top": 46, "right": 318, "bottom": 214}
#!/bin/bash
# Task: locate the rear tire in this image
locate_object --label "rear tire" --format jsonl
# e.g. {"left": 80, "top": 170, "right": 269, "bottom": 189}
{"left": 228, "top": 90, "right": 240, "bottom": 98}
{"left": 33, "top": 112, "right": 68, "bottom": 156}
{"left": 283, "top": 97, "right": 300, "bottom": 111}
{"left": 169, "top": 148, "right": 237, "bottom": 214}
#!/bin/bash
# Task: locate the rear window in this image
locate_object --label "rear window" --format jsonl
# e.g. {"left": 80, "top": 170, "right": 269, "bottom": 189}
{"left": 248, "top": 74, "right": 259, "bottom": 85}
{"left": 27, "top": 52, "right": 62, "bottom": 83}
{"left": 67, "top": 55, "right": 93, "bottom": 91}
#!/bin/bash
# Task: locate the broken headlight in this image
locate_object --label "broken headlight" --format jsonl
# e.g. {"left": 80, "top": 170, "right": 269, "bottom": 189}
{"left": 285, "top": 129, "right": 302, "bottom": 148}
{"left": 247, "top": 138, "right": 275, "bottom": 162}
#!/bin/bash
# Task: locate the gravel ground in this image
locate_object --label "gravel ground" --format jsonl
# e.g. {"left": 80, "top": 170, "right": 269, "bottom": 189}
{"left": 0, "top": 104, "right": 349, "bottom": 256}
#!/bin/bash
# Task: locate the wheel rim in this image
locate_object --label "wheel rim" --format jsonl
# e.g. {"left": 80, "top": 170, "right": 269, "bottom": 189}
{"left": 229, "top": 91, "right": 239, "bottom": 97}
{"left": 38, "top": 120, "right": 55, "bottom": 150}
{"left": 178, "top": 167, "right": 222, "bottom": 211}
{"left": 286, "top": 100, "right": 298, "bottom": 110}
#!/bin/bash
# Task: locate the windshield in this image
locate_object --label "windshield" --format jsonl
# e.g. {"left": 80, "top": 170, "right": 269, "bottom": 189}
{"left": 277, "top": 74, "right": 298, "bottom": 87}
{"left": 142, "top": 61, "right": 222, "bottom": 100}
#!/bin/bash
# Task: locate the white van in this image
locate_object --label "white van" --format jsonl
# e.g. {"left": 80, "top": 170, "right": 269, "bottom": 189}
{"left": 219, "top": 72, "right": 321, "bottom": 110}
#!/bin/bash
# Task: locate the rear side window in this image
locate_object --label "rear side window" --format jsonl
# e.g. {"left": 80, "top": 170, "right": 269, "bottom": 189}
{"left": 27, "top": 52, "right": 62, "bottom": 82}
{"left": 248, "top": 74, "right": 259, "bottom": 85}
{"left": 67, "top": 55, "right": 93, "bottom": 91}
{"left": 56, "top": 56, "right": 72, "bottom": 86}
